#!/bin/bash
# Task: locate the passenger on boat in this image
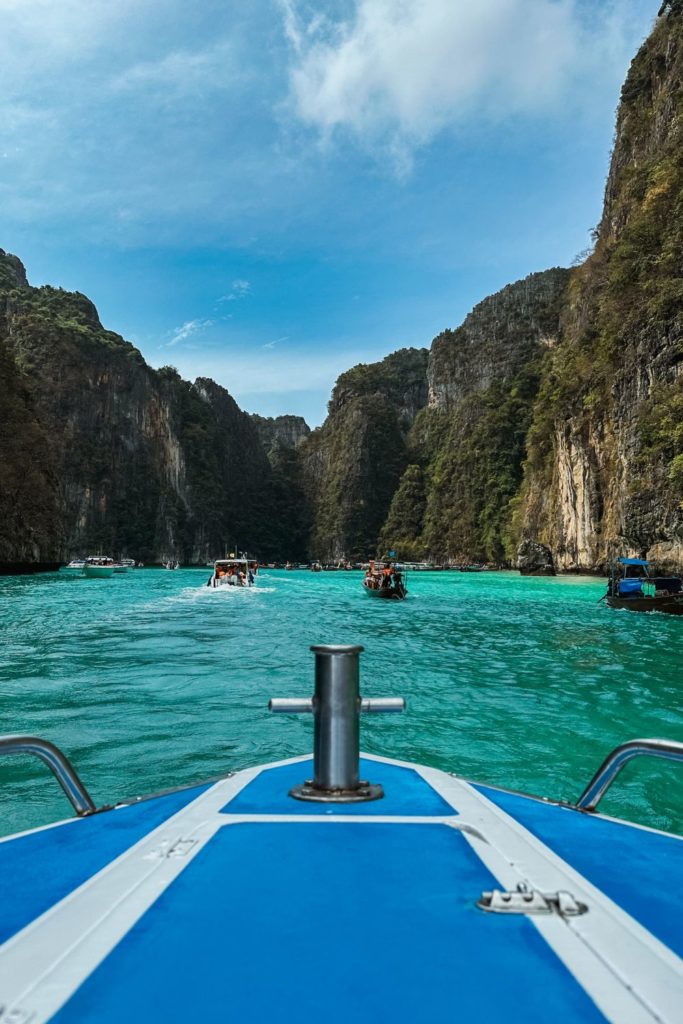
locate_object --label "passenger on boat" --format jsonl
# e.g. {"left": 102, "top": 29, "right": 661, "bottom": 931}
{"left": 248, "top": 569, "right": 255, "bottom": 584}
{"left": 230, "top": 570, "right": 240, "bottom": 585}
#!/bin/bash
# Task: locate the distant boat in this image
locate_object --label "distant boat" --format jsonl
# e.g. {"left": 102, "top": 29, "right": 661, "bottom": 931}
{"left": 83, "top": 557, "right": 115, "bottom": 579}
{"left": 362, "top": 562, "right": 407, "bottom": 600}
{"left": 62, "top": 559, "right": 85, "bottom": 571}
{"left": 164, "top": 560, "right": 180, "bottom": 570}
{"left": 311, "top": 562, "right": 322, "bottom": 572}
{"left": 207, "top": 558, "right": 258, "bottom": 588}
{"left": 605, "top": 557, "right": 683, "bottom": 615}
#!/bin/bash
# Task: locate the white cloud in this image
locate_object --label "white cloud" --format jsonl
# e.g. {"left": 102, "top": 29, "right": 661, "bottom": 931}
{"left": 262, "top": 335, "right": 289, "bottom": 349}
{"left": 167, "top": 318, "right": 215, "bottom": 347}
{"left": 280, "top": 0, "right": 643, "bottom": 168}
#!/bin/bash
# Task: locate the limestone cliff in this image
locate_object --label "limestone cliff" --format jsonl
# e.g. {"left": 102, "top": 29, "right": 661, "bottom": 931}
{"left": 0, "top": 251, "right": 295, "bottom": 566}
{"left": 250, "top": 414, "right": 310, "bottom": 455}
{"left": 518, "top": 4, "right": 683, "bottom": 570}
{"left": 299, "top": 348, "right": 428, "bottom": 560}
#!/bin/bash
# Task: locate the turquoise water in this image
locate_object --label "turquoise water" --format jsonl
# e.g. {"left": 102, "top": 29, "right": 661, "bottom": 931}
{"left": 0, "top": 568, "right": 681, "bottom": 836}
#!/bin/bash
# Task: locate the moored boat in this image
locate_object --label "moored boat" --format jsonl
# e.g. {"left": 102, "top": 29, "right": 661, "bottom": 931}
{"left": 0, "top": 644, "right": 680, "bottom": 1023}
{"left": 605, "top": 557, "right": 683, "bottom": 615}
{"left": 207, "top": 557, "right": 258, "bottom": 588}
{"left": 363, "top": 560, "right": 407, "bottom": 599}
{"left": 82, "top": 557, "right": 115, "bottom": 579}
{"left": 62, "top": 559, "right": 85, "bottom": 571}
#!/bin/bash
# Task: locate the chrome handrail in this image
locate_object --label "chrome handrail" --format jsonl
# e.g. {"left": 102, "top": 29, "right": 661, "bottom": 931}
{"left": 0, "top": 734, "right": 96, "bottom": 816}
{"left": 576, "top": 738, "right": 683, "bottom": 811}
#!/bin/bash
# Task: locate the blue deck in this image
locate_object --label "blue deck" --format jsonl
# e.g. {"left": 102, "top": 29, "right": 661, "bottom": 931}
{"left": 477, "top": 784, "right": 683, "bottom": 957}
{"left": 0, "top": 783, "right": 209, "bottom": 944}
{"left": 223, "top": 757, "right": 454, "bottom": 815}
{"left": 51, "top": 821, "right": 605, "bottom": 1024}
{"left": 1, "top": 757, "right": 679, "bottom": 1024}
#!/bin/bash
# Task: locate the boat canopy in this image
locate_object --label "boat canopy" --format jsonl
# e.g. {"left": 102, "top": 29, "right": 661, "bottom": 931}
{"left": 618, "top": 557, "right": 649, "bottom": 565}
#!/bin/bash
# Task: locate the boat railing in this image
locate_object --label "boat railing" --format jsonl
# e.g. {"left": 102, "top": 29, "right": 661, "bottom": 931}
{"left": 576, "top": 738, "right": 683, "bottom": 812}
{"left": 0, "top": 734, "right": 96, "bottom": 816}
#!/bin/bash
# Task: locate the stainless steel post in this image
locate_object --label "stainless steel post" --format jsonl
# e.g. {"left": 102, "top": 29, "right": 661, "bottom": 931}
{"left": 269, "top": 643, "right": 405, "bottom": 803}
{"left": 311, "top": 643, "right": 363, "bottom": 792}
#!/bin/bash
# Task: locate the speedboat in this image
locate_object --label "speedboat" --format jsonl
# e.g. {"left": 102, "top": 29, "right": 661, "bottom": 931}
{"left": 82, "top": 557, "right": 115, "bottom": 579}
{"left": 207, "top": 557, "right": 258, "bottom": 588}
{"left": 62, "top": 559, "right": 85, "bottom": 571}
{"left": 0, "top": 643, "right": 680, "bottom": 1023}
{"left": 605, "top": 557, "right": 683, "bottom": 615}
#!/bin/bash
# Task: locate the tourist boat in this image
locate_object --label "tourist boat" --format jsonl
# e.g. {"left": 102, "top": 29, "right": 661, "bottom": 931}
{"left": 82, "top": 557, "right": 115, "bottom": 579}
{"left": 207, "top": 557, "right": 258, "bottom": 588}
{"left": 62, "top": 559, "right": 85, "bottom": 571}
{"left": 311, "top": 561, "right": 322, "bottom": 572}
{"left": 362, "top": 561, "right": 407, "bottom": 599}
{"left": 605, "top": 557, "right": 683, "bottom": 615}
{"left": 164, "top": 560, "right": 180, "bottom": 571}
{"left": 0, "top": 643, "right": 680, "bottom": 1023}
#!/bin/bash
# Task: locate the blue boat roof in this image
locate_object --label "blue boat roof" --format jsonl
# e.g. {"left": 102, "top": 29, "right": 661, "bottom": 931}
{"left": 618, "top": 557, "right": 650, "bottom": 565}
{"left": 0, "top": 755, "right": 680, "bottom": 1023}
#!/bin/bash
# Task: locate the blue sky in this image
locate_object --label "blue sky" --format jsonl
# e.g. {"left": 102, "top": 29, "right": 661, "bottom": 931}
{"left": 1, "top": 0, "right": 658, "bottom": 425}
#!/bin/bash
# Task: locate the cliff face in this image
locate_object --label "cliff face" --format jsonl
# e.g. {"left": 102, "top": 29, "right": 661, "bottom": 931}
{"left": 518, "top": 5, "right": 683, "bottom": 570}
{"left": 407, "top": 270, "right": 570, "bottom": 562}
{"left": 251, "top": 414, "right": 310, "bottom": 455}
{"left": 299, "top": 348, "right": 429, "bottom": 559}
{"left": 427, "top": 270, "right": 569, "bottom": 413}
{"left": 0, "top": 251, "right": 294, "bottom": 565}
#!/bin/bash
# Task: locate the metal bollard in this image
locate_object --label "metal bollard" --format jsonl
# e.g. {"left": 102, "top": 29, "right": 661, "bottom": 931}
{"left": 269, "top": 644, "right": 405, "bottom": 802}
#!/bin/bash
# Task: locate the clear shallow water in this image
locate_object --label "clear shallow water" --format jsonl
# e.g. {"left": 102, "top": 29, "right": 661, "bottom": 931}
{"left": 0, "top": 568, "right": 681, "bottom": 836}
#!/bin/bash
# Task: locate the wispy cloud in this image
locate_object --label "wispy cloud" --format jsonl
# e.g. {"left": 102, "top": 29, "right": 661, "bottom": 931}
{"left": 219, "top": 279, "right": 252, "bottom": 302}
{"left": 167, "top": 317, "right": 214, "bottom": 347}
{"left": 262, "top": 335, "right": 288, "bottom": 350}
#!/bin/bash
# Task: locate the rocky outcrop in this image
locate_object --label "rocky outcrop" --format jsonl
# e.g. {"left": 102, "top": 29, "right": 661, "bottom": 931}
{"left": 299, "top": 348, "right": 429, "bottom": 560}
{"left": 428, "top": 269, "right": 569, "bottom": 413}
{"left": 516, "top": 539, "right": 555, "bottom": 576}
{"left": 251, "top": 414, "right": 311, "bottom": 455}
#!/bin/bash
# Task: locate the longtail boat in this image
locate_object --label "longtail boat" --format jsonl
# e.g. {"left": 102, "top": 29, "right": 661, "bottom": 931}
{"left": 605, "top": 557, "right": 683, "bottom": 615}
{"left": 362, "top": 561, "right": 407, "bottom": 599}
